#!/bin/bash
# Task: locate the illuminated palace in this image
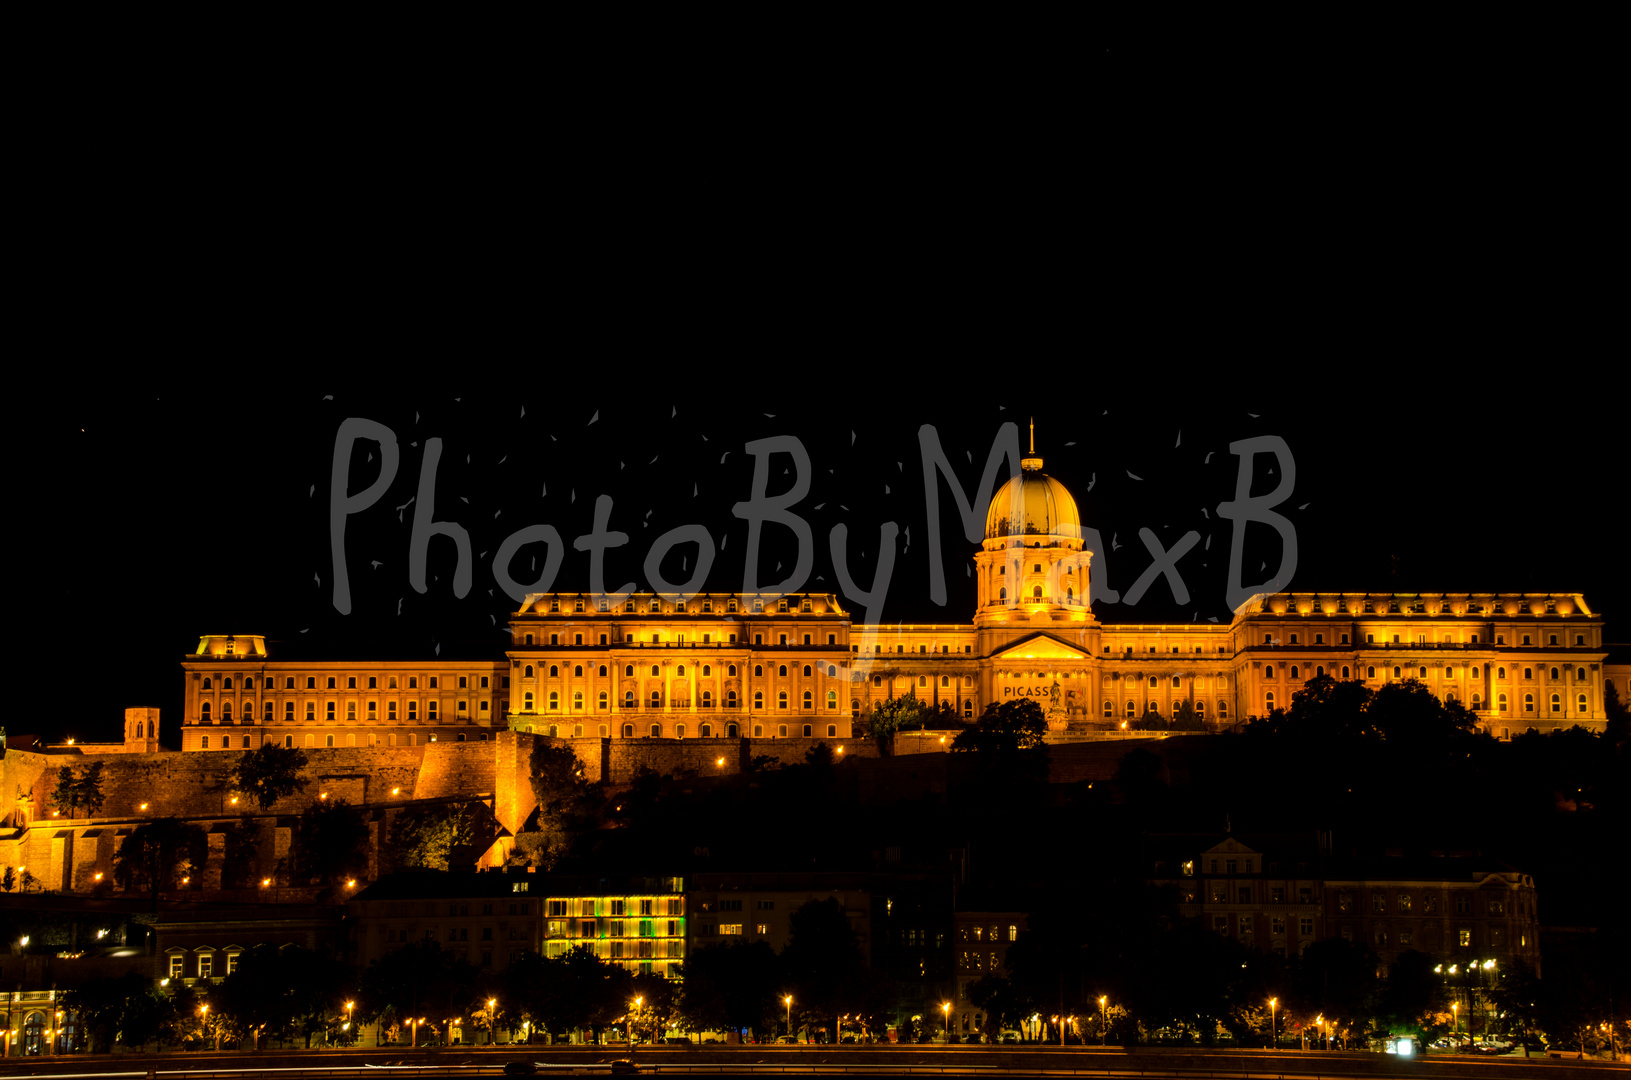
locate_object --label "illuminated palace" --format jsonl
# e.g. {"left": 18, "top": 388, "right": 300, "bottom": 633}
{"left": 178, "top": 444, "right": 1613, "bottom": 751}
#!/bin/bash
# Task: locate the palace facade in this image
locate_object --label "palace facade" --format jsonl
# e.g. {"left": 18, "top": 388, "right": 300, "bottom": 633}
{"left": 177, "top": 446, "right": 1613, "bottom": 751}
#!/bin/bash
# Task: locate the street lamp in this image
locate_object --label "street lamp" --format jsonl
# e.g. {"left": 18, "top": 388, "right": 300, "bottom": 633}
{"left": 1099, "top": 996, "right": 1108, "bottom": 1047}
{"left": 785, "top": 995, "right": 793, "bottom": 1040}
{"left": 1269, "top": 998, "right": 1277, "bottom": 1050}
{"left": 941, "top": 1002, "right": 951, "bottom": 1042}
{"left": 487, "top": 999, "right": 496, "bottom": 1045}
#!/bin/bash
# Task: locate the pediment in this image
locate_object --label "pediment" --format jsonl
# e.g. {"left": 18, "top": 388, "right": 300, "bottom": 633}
{"left": 991, "top": 633, "right": 1090, "bottom": 662}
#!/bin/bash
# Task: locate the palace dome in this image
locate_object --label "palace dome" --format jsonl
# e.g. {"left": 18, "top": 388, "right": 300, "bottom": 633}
{"left": 984, "top": 454, "right": 1081, "bottom": 540}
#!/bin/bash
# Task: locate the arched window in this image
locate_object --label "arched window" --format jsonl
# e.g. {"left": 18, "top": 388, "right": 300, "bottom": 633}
{"left": 549, "top": 665, "right": 559, "bottom": 678}
{"left": 1498, "top": 693, "right": 1508, "bottom": 713}
{"left": 727, "top": 690, "right": 738, "bottom": 708}
{"left": 1315, "top": 666, "right": 1324, "bottom": 678}
{"left": 1264, "top": 666, "right": 1275, "bottom": 680}
{"left": 549, "top": 691, "right": 559, "bottom": 710}
{"left": 803, "top": 691, "right": 813, "bottom": 709}
{"left": 702, "top": 665, "right": 711, "bottom": 677}
{"left": 677, "top": 665, "right": 685, "bottom": 677}
{"left": 1173, "top": 676, "right": 1182, "bottom": 688}
{"left": 701, "top": 690, "right": 713, "bottom": 708}
{"left": 623, "top": 724, "right": 634, "bottom": 737}
{"left": 1524, "top": 694, "right": 1534, "bottom": 712}
{"left": 828, "top": 665, "right": 837, "bottom": 677}
{"left": 920, "top": 676, "right": 928, "bottom": 687}
{"left": 1218, "top": 701, "right": 1228, "bottom": 718}
{"left": 701, "top": 723, "right": 712, "bottom": 737}
{"left": 626, "top": 665, "right": 635, "bottom": 677}
{"left": 1196, "top": 701, "right": 1206, "bottom": 714}
{"left": 599, "top": 664, "right": 609, "bottom": 677}
{"left": 649, "top": 690, "right": 662, "bottom": 708}
{"left": 1290, "top": 666, "right": 1299, "bottom": 679}
{"left": 779, "top": 665, "right": 788, "bottom": 677}
{"left": 728, "top": 665, "right": 738, "bottom": 677}
{"left": 651, "top": 665, "right": 660, "bottom": 677}
{"left": 599, "top": 691, "right": 608, "bottom": 709}
{"left": 1577, "top": 667, "right": 1587, "bottom": 681}
{"left": 999, "top": 587, "right": 1007, "bottom": 600}
{"left": 573, "top": 691, "right": 584, "bottom": 710}
{"left": 1103, "top": 701, "right": 1114, "bottom": 718}
{"left": 827, "top": 691, "right": 837, "bottom": 710}
{"left": 202, "top": 676, "right": 212, "bottom": 689}
{"left": 1126, "top": 700, "right": 1136, "bottom": 716}
{"left": 200, "top": 702, "right": 211, "bottom": 721}
{"left": 1578, "top": 693, "right": 1588, "bottom": 712}
{"left": 675, "top": 724, "right": 686, "bottom": 739}
{"left": 222, "top": 703, "right": 233, "bottom": 721}
{"left": 548, "top": 725, "right": 558, "bottom": 738}
{"left": 624, "top": 691, "right": 635, "bottom": 707}
{"left": 727, "top": 723, "right": 738, "bottom": 737}
{"left": 942, "top": 676, "right": 951, "bottom": 687}
{"left": 1033, "top": 585, "right": 1043, "bottom": 598}
{"left": 224, "top": 677, "right": 233, "bottom": 690}
{"left": 1550, "top": 694, "right": 1561, "bottom": 713}
{"left": 803, "top": 665, "right": 812, "bottom": 677}
{"left": 755, "top": 665, "right": 764, "bottom": 677}
{"left": 778, "top": 691, "right": 788, "bottom": 709}
{"left": 1551, "top": 667, "right": 1560, "bottom": 680}
{"left": 201, "top": 735, "right": 210, "bottom": 749}
{"left": 1342, "top": 666, "right": 1351, "bottom": 678}
{"left": 851, "top": 699, "right": 862, "bottom": 717}
{"left": 1266, "top": 692, "right": 1276, "bottom": 710}
{"left": 651, "top": 723, "right": 662, "bottom": 737}
{"left": 964, "top": 699, "right": 974, "bottom": 718}
{"left": 754, "top": 691, "right": 764, "bottom": 709}
{"left": 525, "top": 665, "right": 534, "bottom": 677}
{"left": 574, "top": 665, "right": 584, "bottom": 677}
{"left": 1498, "top": 666, "right": 1506, "bottom": 679}
{"left": 1394, "top": 667, "right": 1402, "bottom": 678}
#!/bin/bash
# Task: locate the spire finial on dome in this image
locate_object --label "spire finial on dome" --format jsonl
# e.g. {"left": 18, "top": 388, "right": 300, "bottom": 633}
{"left": 1022, "top": 418, "right": 1043, "bottom": 471}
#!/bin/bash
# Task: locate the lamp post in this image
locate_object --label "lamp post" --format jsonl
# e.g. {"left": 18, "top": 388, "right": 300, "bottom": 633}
{"left": 1269, "top": 998, "right": 1277, "bottom": 1051}
{"left": 1099, "top": 996, "right": 1107, "bottom": 1047}
{"left": 785, "top": 995, "right": 793, "bottom": 1041}
{"left": 487, "top": 999, "right": 496, "bottom": 1045}
{"left": 941, "top": 1002, "right": 951, "bottom": 1042}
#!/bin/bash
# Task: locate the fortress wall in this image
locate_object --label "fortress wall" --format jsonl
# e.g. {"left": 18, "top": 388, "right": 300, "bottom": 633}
{"left": 415, "top": 740, "right": 497, "bottom": 801}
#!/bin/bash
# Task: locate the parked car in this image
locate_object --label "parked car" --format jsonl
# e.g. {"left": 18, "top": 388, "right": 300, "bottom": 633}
{"left": 503, "top": 1063, "right": 537, "bottom": 1076}
{"left": 777, "top": 1035, "right": 799, "bottom": 1044}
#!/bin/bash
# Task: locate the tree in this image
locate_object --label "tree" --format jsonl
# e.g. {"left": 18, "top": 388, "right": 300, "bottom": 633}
{"left": 868, "top": 694, "right": 929, "bottom": 755}
{"left": 48, "top": 761, "right": 106, "bottom": 818}
{"left": 679, "top": 940, "right": 780, "bottom": 1041}
{"left": 951, "top": 699, "right": 1049, "bottom": 754}
{"left": 1171, "top": 699, "right": 1205, "bottom": 731}
{"left": 632, "top": 970, "right": 678, "bottom": 1042}
{"left": 519, "top": 742, "right": 596, "bottom": 869}
{"left": 230, "top": 744, "right": 310, "bottom": 810}
{"left": 219, "top": 817, "right": 266, "bottom": 890}
{"left": 1377, "top": 949, "right": 1445, "bottom": 1040}
{"left": 362, "top": 938, "right": 478, "bottom": 1037}
{"left": 950, "top": 699, "right": 1051, "bottom": 786}
{"left": 113, "top": 818, "right": 208, "bottom": 899}
{"left": 1, "top": 866, "right": 14, "bottom": 892}
{"left": 293, "top": 798, "right": 369, "bottom": 886}
{"left": 61, "top": 972, "right": 157, "bottom": 1052}
{"left": 387, "top": 802, "right": 479, "bottom": 871}
{"left": 782, "top": 897, "right": 867, "bottom": 1043}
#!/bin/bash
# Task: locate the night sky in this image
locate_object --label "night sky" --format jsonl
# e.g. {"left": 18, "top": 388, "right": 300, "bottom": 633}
{"left": 27, "top": 365, "right": 1625, "bottom": 749}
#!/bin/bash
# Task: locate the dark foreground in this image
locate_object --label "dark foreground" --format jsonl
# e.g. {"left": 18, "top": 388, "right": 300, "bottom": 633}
{"left": 0, "top": 1046, "right": 1623, "bottom": 1079}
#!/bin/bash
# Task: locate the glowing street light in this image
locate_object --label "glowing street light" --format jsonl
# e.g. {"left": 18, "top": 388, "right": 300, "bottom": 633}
{"left": 785, "top": 995, "right": 793, "bottom": 1039}
{"left": 1269, "top": 998, "right": 1277, "bottom": 1050}
{"left": 1099, "top": 995, "right": 1108, "bottom": 1047}
{"left": 941, "top": 1002, "right": 951, "bottom": 1041}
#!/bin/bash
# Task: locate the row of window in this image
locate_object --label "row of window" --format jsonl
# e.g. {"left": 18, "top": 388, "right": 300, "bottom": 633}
{"left": 526, "top": 688, "right": 848, "bottom": 711}
{"left": 1104, "top": 700, "right": 1229, "bottom": 718}
{"left": 524, "top": 662, "right": 843, "bottom": 680}
{"left": 1261, "top": 631, "right": 1590, "bottom": 647}
{"left": 538, "top": 597, "right": 815, "bottom": 614}
{"left": 1261, "top": 598, "right": 1569, "bottom": 615}
{"left": 525, "top": 721, "right": 847, "bottom": 739}
{"left": 198, "top": 731, "right": 476, "bottom": 749}
{"left": 521, "top": 630, "right": 841, "bottom": 647}
{"left": 201, "top": 674, "right": 496, "bottom": 691}
{"left": 199, "top": 699, "right": 491, "bottom": 721}
{"left": 1336, "top": 892, "right": 1511, "bottom": 915}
